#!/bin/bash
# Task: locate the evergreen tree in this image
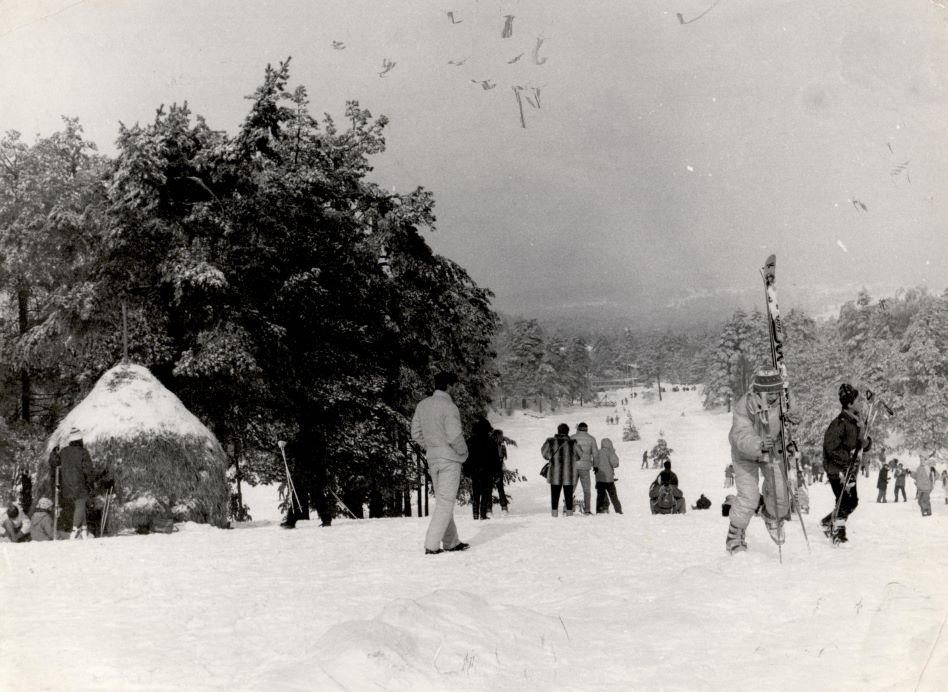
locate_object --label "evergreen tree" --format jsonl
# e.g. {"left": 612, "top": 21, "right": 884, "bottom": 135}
{"left": 622, "top": 413, "right": 640, "bottom": 442}
{"left": 649, "top": 436, "right": 673, "bottom": 468}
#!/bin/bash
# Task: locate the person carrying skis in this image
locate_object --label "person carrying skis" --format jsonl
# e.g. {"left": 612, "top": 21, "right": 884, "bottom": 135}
{"left": 820, "top": 383, "right": 871, "bottom": 544}
{"left": 725, "top": 369, "right": 790, "bottom": 553}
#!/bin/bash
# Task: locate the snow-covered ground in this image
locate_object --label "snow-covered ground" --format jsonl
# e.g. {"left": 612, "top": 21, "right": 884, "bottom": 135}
{"left": 3, "top": 388, "right": 947, "bottom": 691}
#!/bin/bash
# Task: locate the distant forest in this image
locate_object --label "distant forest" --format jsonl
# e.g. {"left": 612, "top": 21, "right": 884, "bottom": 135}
{"left": 493, "top": 286, "right": 948, "bottom": 456}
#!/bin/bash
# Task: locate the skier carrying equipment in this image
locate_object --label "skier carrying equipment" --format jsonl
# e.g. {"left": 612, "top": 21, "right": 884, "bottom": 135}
{"left": 725, "top": 369, "right": 790, "bottom": 553}
{"left": 820, "top": 383, "right": 871, "bottom": 544}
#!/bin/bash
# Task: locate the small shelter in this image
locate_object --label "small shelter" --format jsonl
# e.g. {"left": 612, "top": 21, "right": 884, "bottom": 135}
{"left": 39, "top": 363, "right": 229, "bottom": 534}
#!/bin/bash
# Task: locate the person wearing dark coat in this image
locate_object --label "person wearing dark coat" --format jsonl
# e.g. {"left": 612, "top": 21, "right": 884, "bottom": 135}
{"left": 893, "top": 463, "right": 907, "bottom": 502}
{"left": 465, "top": 418, "right": 501, "bottom": 520}
{"left": 57, "top": 427, "right": 96, "bottom": 539}
{"left": 541, "top": 423, "right": 582, "bottom": 516}
{"left": 820, "top": 384, "right": 871, "bottom": 544}
{"left": 492, "top": 429, "right": 510, "bottom": 514}
{"left": 876, "top": 464, "right": 889, "bottom": 503}
{"left": 692, "top": 494, "right": 712, "bottom": 510}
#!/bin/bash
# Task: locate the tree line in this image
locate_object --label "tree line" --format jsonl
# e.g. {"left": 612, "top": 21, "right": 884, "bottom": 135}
{"left": 494, "top": 287, "right": 948, "bottom": 458}
{"left": 0, "top": 60, "right": 499, "bottom": 520}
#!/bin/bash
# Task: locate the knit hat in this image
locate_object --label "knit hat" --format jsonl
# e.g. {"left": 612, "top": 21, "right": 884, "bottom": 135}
{"left": 752, "top": 369, "right": 783, "bottom": 394}
{"left": 838, "top": 383, "right": 858, "bottom": 408}
{"left": 36, "top": 497, "right": 53, "bottom": 511}
{"left": 67, "top": 426, "right": 82, "bottom": 443}
{"left": 577, "top": 422, "right": 588, "bottom": 431}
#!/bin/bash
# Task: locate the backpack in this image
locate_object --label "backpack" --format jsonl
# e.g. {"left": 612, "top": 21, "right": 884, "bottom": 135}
{"left": 649, "top": 479, "right": 678, "bottom": 514}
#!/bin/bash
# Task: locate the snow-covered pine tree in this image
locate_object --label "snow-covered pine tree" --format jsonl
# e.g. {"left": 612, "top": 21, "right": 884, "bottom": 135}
{"left": 649, "top": 436, "right": 673, "bottom": 468}
{"left": 622, "top": 413, "right": 640, "bottom": 441}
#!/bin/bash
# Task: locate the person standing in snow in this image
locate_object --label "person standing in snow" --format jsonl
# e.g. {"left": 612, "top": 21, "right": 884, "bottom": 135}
{"left": 57, "top": 427, "right": 95, "bottom": 539}
{"left": 572, "top": 422, "right": 598, "bottom": 515}
{"left": 411, "top": 372, "right": 470, "bottom": 555}
{"left": 942, "top": 469, "right": 948, "bottom": 504}
{"left": 464, "top": 418, "right": 500, "bottom": 520}
{"left": 876, "top": 462, "right": 889, "bottom": 503}
{"left": 641, "top": 450, "right": 649, "bottom": 469}
{"left": 541, "top": 423, "right": 582, "bottom": 517}
{"left": 593, "top": 438, "right": 622, "bottom": 514}
{"left": 724, "top": 369, "right": 790, "bottom": 553}
{"left": 820, "top": 384, "right": 871, "bottom": 544}
{"left": 724, "top": 463, "right": 734, "bottom": 488}
{"left": 893, "top": 463, "right": 907, "bottom": 503}
{"left": 29, "top": 497, "right": 55, "bottom": 541}
{"left": 491, "top": 429, "right": 510, "bottom": 515}
{"left": 910, "top": 458, "right": 933, "bottom": 516}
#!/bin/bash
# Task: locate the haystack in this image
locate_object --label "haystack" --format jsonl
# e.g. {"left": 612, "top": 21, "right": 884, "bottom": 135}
{"left": 39, "top": 363, "right": 229, "bottom": 533}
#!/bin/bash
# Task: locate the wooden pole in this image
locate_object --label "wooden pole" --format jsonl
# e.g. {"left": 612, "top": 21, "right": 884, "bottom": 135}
{"left": 122, "top": 302, "right": 128, "bottom": 363}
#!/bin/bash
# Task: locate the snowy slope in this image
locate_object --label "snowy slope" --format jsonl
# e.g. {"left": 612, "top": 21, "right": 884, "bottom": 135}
{"left": 2, "top": 388, "right": 947, "bottom": 691}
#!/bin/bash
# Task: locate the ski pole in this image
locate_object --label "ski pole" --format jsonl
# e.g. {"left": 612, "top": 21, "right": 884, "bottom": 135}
{"left": 277, "top": 441, "right": 303, "bottom": 514}
{"left": 53, "top": 466, "right": 60, "bottom": 542}
{"left": 99, "top": 488, "right": 112, "bottom": 538}
{"left": 329, "top": 489, "right": 359, "bottom": 519}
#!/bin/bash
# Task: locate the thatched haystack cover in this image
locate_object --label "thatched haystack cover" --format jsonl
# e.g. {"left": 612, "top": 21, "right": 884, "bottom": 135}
{"left": 40, "top": 363, "right": 229, "bottom": 533}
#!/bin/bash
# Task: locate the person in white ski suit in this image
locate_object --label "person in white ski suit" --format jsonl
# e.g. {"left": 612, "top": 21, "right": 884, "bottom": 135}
{"left": 725, "top": 369, "right": 790, "bottom": 553}
{"left": 571, "top": 423, "right": 599, "bottom": 515}
{"left": 412, "top": 371, "right": 470, "bottom": 555}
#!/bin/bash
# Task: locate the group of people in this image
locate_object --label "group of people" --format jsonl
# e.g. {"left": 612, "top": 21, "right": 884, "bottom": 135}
{"left": 725, "top": 368, "right": 942, "bottom": 554}
{"left": 1, "top": 427, "right": 99, "bottom": 543}
{"left": 539, "top": 421, "right": 622, "bottom": 516}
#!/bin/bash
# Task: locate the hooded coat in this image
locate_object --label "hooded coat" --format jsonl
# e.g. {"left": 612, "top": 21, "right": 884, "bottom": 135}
{"left": 594, "top": 439, "right": 619, "bottom": 483}
{"left": 29, "top": 508, "right": 54, "bottom": 541}
{"left": 58, "top": 441, "right": 94, "bottom": 500}
{"left": 464, "top": 419, "right": 501, "bottom": 479}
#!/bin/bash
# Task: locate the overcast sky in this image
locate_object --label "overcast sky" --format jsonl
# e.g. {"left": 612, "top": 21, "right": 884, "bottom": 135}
{"left": 2, "top": 0, "right": 946, "bottom": 328}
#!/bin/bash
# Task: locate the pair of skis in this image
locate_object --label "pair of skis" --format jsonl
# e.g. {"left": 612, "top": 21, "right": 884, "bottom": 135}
{"left": 760, "top": 255, "right": 809, "bottom": 561}
{"left": 828, "top": 388, "right": 894, "bottom": 542}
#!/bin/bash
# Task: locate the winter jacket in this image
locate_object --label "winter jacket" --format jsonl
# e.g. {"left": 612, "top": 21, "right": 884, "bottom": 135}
{"left": 411, "top": 390, "right": 468, "bottom": 463}
{"left": 822, "top": 409, "right": 868, "bottom": 476}
{"left": 912, "top": 463, "right": 934, "bottom": 492}
{"left": 895, "top": 468, "right": 907, "bottom": 488}
{"left": 729, "top": 393, "right": 781, "bottom": 465}
{"left": 29, "top": 509, "right": 54, "bottom": 542}
{"left": 594, "top": 440, "right": 619, "bottom": 483}
{"left": 541, "top": 434, "right": 581, "bottom": 486}
{"left": 464, "top": 421, "right": 501, "bottom": 480}
{"left": 571, "top": 430, "right": 599, "bottom": 472}
{"left": 876, "top": 466, "right": 889, "bottom": 489}
{"left": 59, "top": 442, "right": 94, "bottom": 500}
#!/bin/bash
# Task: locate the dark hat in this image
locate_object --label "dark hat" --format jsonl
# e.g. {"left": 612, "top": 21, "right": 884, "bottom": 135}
{"left": 839, "top": 383, "right": 858, "bottom": 407}
{"left": 557, "top": 423, "right": 570, "bottom": 435}
{"left": 752, "top": 369, "right": 783, "bottom": 394}
{"left": 577, "top": 422, "right": 588, "bottom": 431}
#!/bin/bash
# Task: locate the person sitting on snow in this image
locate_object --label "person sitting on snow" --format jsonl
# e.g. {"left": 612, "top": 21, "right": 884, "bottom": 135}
{"left": 649, "top": 461, "right": 686, "bottom": 514}
{"left": 2, "top": 506, "right": 30, "bottom": 543}
{"left": 29, "top": 497, "right": 56, "bottom": 541}
{"left": 692, "top": 493, "right": 711, "bottom": 510}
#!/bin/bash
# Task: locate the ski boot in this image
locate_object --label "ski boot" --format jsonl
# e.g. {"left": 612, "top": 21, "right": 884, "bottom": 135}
{"left": 820, "top": 516, "right": 834, "bottom": 539}
{"left": 764, "top": 517, "right": 786, "bottom": 545}
{"left": 726, "top": 523, "right": 747, "bottom": 554}
{"left": 831, "top": 519, "right": 847, "bottom": 544}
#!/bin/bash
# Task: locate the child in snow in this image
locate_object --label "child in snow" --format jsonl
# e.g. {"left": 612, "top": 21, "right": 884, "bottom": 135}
{"left": 594, "top": 438, "right": 622, "bottom": 514}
